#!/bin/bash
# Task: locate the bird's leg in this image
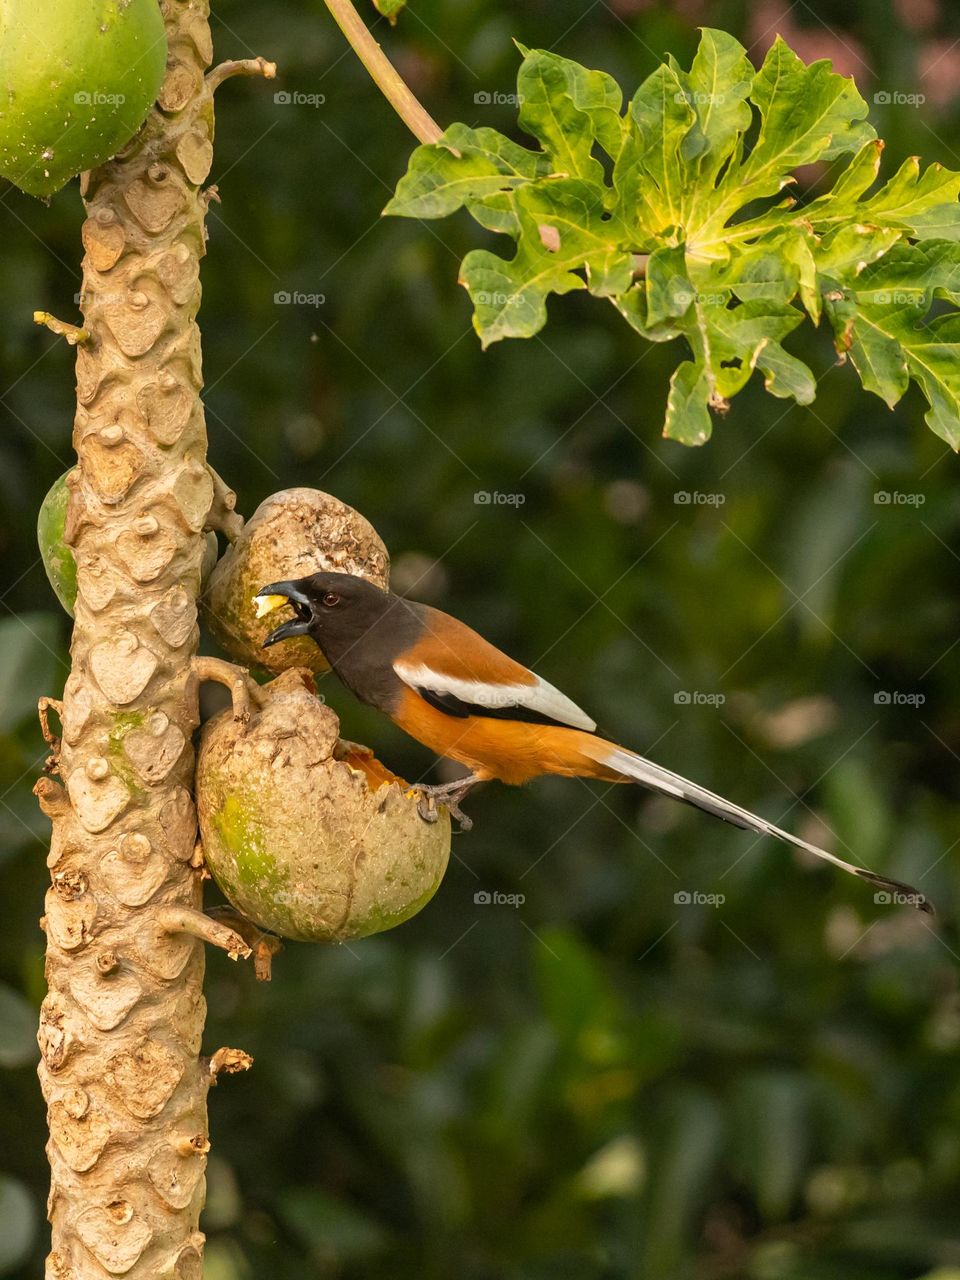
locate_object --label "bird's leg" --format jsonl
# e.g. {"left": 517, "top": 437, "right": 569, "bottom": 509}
{"left": 415, "top": 775, "right": 483, "bottom": 832}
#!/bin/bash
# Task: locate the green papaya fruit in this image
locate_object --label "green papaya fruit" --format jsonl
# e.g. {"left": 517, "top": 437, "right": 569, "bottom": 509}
{"left": 0, "top": 0, "right": 167, "bottom": 197}
{"left": 38, "top": 469, "right": 219, "bottom": 617}
{"left": 37, "top": 470, "right": 77, "bottom": 616}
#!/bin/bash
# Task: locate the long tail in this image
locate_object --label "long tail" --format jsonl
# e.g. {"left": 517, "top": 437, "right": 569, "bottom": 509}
{"left": 578, "top": 736, "right": 932, "bottom": 913}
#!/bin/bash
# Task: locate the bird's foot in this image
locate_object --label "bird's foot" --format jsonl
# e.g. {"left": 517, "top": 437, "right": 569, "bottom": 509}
{"left": 416, "top": 790, "right": 440, "bottom": 825}
{"left": 414, "top": 777, "right": 480, "bottom": 833}
{"left": 416, "top": 789, "right": 474, "bottom": 832}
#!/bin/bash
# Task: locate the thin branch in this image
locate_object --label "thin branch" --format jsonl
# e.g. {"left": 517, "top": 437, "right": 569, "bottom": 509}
{"left": 33, "top": 311, "right": 90, "bottom": 345}
{"left": 190, "top": 656, "right": 265, "bottom": 722}
{"left": 321, "top": 0, "right": 443, "bottom": 145}
{"left": 205, "top": 466, "right": 244, "bottom": 543}
{"left": 155, "top": 905, "right": 252, "bottom": 962}
{"left": 206, "top": 56, "right": 277, "bottom": 91}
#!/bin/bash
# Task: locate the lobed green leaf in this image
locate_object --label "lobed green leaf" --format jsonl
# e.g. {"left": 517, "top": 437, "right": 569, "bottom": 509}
{"left": 387, "top": 29, "right": 960, "bottom": 448}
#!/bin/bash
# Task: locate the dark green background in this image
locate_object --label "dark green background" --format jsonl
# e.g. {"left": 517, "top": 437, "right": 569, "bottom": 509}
{"left": 2, "top": 1, "right": 960, "bottom": 1277}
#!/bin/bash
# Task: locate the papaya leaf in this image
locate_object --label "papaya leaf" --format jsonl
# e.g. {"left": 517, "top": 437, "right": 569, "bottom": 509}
{"left": 664, "top": 361, "right": 713, "bottom": 446}
{"left": 459, "top": 179, "right": 634, "bottom": 346}
{"left": 515, "top": 41, "right": 625, "bottom": 174}
{"left": 386, "top": 123, "right": 551, "bottom": 220}
{"left": 824, "top": 240, "right": 960, "bottom": 446}
{"left": 387, "top": 29, "right": 960, "bottom": 448}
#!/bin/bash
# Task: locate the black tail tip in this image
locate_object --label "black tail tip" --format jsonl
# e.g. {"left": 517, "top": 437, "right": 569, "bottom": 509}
{"left": 857, "top": 870, "right": 934, "bottom": 915}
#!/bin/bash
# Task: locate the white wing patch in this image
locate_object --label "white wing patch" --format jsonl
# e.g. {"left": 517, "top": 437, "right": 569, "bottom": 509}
{"left": 394, "top": 660, "right": 596, "bottom": 732}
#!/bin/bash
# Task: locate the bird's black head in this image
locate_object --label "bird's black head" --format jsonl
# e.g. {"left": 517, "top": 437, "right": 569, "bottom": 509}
{"left": 257, "top": 571, "right": 406, "bottom": 668}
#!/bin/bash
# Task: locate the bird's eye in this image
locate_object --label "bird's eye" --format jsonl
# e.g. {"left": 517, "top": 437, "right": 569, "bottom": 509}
{"left": 322, "top": 591, "right": 341, "bottom": 607}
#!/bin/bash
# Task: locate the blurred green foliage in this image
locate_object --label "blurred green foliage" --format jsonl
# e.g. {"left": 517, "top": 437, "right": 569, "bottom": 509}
{"left": 1, "top": 1, "right": 960, "bottom": 1277}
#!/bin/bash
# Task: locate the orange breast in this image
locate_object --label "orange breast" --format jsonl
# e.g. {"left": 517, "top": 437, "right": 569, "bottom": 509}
{"left": 391, "top": 687, "right": 611, "bottom": 785}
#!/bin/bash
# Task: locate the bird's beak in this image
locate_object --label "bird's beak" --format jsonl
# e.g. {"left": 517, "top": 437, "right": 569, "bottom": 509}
{"left": 256, "top": 580, "right": 314, "bottom": 648}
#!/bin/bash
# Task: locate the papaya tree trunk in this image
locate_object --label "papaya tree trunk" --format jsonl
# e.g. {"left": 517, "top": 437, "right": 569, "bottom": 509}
{"left": 33, "top": 4, "right": 253, "bottom": 1275}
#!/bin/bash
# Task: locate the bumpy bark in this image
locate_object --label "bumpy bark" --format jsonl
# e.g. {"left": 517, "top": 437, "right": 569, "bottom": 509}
{"left": 34, "top": 5, "right": 244, "bottom": 1276}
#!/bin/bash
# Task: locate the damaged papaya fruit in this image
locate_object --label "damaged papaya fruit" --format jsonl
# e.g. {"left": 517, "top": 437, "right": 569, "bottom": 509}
{"left": 196, "top": 669, "right": 450, "bottom": 942}
{"left": 0, "top": 0, "right": 167, "bottom": 197}
{"left": 201, "top": 487, "right": 389, "bottom": 675}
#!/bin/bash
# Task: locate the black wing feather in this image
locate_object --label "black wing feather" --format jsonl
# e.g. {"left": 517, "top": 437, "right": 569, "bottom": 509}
{"left": 416, "top": 685, "right": 580, "bottom": 729}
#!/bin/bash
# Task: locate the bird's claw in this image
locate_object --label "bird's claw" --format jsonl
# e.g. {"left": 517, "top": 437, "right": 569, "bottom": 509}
{"left": 414, "top": 786, "right": 474, "bottom": 833}
{"left": 417, "top": 792, "right": 439, "bottom": 824}
{"left": 446, "top": 800, "right": 473, "bottom": 832}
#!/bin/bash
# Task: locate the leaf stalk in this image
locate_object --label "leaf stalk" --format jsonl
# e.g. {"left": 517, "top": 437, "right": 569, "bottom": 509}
{"left": 321, "top": 0, "right": 443, "bottom": 144}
